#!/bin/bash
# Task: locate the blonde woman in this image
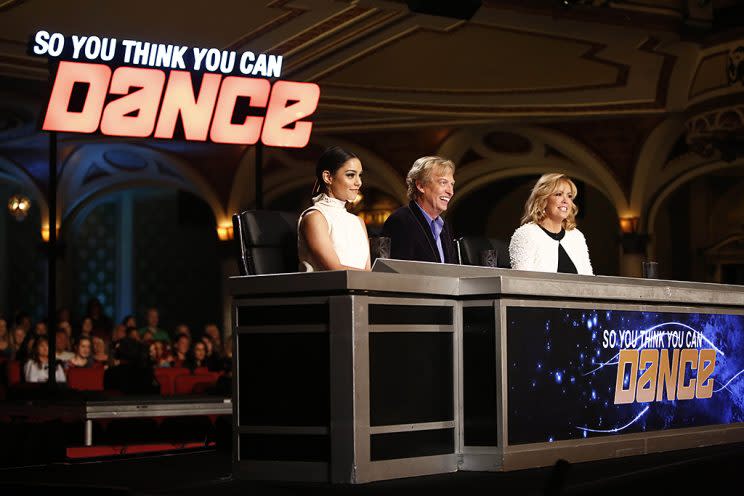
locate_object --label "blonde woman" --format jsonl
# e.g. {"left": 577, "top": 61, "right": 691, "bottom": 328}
{"left": 509, "top": 173, "right": 593, "bottom": 275}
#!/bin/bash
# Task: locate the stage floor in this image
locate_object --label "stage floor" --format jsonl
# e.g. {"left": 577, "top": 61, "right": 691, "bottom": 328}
{"left": 0, "top": 441, "right": 742, "bottom": 496}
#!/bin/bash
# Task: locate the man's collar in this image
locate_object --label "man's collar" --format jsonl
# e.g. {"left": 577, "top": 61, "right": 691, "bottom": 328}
{"left": 413, "top": 200, "right": 441, "bottom": 224}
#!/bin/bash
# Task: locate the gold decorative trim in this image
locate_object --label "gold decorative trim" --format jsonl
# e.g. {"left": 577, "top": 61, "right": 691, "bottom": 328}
{"left": 688, "top": 50, "right": 729, "bottom": 100}
{"left": 281, "top": 8, "right": 405, "bottom": 77}
{"left": 270, "top": 5, "right": 374, "bottom": 56}
{"left": 313, "top": 21, "right": 629, "bottom": 95}
{"left": 0, "top": 0, "right": 26, "bottom": 13}
{"left": 225, "top": 0, "right": 307, "bottom": 51}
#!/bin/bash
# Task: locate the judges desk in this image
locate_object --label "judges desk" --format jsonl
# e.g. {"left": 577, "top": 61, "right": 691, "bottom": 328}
{"left": 229, "top": 260, "right": 744, "bottom": 483}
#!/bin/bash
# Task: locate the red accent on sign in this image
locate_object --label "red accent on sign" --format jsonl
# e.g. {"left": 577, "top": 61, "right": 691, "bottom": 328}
{"left": 101, "top": 67, "right": 165, "bottom": 137}
{"left": 262, "top": 81, "right": 320, "bottom": 148}
{"left": 209, "top": 76, "right": 270, "bottom": 145}
{"left": 42, "top": 61, "right": 320, "bottom": 147}
{"left": 154, "top": 71, "right": 221, "bottom": 141}
{"left": 42, "top": 61, "right": 111, "bottom": 133}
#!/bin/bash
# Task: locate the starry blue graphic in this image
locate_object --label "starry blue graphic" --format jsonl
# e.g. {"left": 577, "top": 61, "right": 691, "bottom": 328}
{"left": 506, "top": 307, "right": 744, "bottom": 445}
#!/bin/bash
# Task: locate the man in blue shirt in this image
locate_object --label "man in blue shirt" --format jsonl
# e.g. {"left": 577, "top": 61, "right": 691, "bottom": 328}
{"left": 382, "top": 156, "right": 458, "bottom": 264}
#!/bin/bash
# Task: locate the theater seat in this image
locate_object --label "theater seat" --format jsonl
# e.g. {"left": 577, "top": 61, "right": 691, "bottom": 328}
{"left": 232, "top": 210, "right": 299, "bottom": 275}
{"left": 154, "top": 367, "right": 190, "bottom": 396}
{"left": 457, "top": 236, "right": 511, "bottom": 268}
{"left": 7, "top": 360, "right": 21, "bottom": 386}
{"left": 67, "top": 366, "right": 104, "bottom": 391}
{"left": 174, "top": 372, "right": 220, "bottom": 395}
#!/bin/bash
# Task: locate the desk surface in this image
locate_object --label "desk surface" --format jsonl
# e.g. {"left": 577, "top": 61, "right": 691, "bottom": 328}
{"left": 228, "top": 259, "right": 744, "bottom": 307}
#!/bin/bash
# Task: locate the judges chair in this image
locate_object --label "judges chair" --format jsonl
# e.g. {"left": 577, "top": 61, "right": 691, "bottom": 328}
{"left": 232, "top": 210, "right": 300, "bottom": 275}
{"left": 457, "top": 236, "right": 511, "bottom": 268}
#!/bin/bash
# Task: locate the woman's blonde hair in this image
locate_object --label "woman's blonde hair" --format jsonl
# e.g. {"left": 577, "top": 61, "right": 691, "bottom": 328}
{"left": 406, "top": 156, "right": 455, "bottom": 201}
{"left": 520, "top": 173, "right": 579, "bottom": 230}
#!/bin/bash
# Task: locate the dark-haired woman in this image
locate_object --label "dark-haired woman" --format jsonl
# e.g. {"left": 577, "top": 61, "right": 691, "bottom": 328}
{"left": 298, "top": 146, "right": 371, "bottom": 271}
{"left": 24, "top": 336, "right": 67, "bottom": 383}
{"left": 67, "top": 335, "right": 94, "bottom": 368}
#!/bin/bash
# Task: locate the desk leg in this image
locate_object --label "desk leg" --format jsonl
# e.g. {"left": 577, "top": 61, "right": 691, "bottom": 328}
{"left": 85, "top": 420, "right": 93, "bottom": 446}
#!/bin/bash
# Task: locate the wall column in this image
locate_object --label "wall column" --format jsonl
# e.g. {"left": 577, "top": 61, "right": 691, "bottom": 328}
{"left": 0, "top": 195, "right": 7, "bottom": 317}
{"left": 116, "top": 192, "right": 134, "bottom": 322}
{"left": 218, "top": 241, "right": 239, "bottom": 339}
{"left": 619, "top": 232, "right": 649, "bottom": 278}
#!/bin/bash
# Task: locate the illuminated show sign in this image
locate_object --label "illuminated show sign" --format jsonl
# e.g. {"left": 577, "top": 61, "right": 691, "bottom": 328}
{"left": 31, "top": 31, "right": 320, "bottom": 147}
{"left": 506, "top": 307, "right": 744, "bottom": 444}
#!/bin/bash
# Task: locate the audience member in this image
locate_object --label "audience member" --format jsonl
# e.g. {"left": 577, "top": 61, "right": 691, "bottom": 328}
{"left": 126, "top": 326, "right": 141, "bottom": 342}
{"left": 56, "top": 307, "right": 72, "bottom": 328}
{"left": 203, "top": 323, "right": 223, "bottom": 353}
{"left": 24, "top": 336, "right": 66, "bottom": 383}
{"left": 86, "top": 297, "right": 113, "bottom": 337}
{"left": 9, "top": 326, "right": 26, "bottom": 360}
{"left": 78, "top": 316, "right": 95, "bottom": 338}
{"left": 171, "top": 333, "right": 191, "bottom": 367}
{"left": 33, "top": 320, "right": 48, "bottom": 336}
{"left": 55, "top": 328, "right": 74, "bottom": 361}
{"left": 185, "top": 341, "right": 209, "bottom": 371}
{"left": 105, "top": 334, "right": 158, "bottom": 394}
{"left": 122, "top": 314, "right": 137, "bottom": 329}
{"left": 15, "top": 329, "right": 36, "bottom": 365}
{"left": 5, "top": 305, "right": 228, "bottom": 397}
{"left": 0, "top": 316, "right": 9, "bottom": 357}
{"left": 58, "top": 321, "right": 73, "bottom": 339}
{"left": 14, "top": 311, "right": 31, "bottom": 334}
{"left": 148, "top": 341, "right": 171, "bottom": 368}
{"left": 92, "top": 336, "right": 109, "bottom": 367}
{"left": 139, "top": 307, "right": 170, "bottom": 343}
{"left": 201, "top": 335, "right": 223, "bottom": 372}
{"left": 67, "top": 335, "right": 94, "bottom": 368}
{"left": 111, "top": 324, "right": 127, "bottom": 344}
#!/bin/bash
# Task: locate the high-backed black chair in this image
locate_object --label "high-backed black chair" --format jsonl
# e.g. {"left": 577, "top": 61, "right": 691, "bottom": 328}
{"left": 232, "top": 210, "right": 299, "bottom": 275}
{"left": 457, "top": 235, "right": 511, "bottom": 268}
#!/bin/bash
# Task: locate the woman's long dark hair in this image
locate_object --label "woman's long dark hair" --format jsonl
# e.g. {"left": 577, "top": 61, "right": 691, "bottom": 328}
{"left": 312, "top": 146, "right": 358, "bottom": 196}
{"left": 30, "top": 335, "right": 48, "bottom": 366}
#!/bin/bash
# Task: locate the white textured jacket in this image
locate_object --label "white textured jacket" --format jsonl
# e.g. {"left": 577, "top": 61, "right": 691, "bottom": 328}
{"left": 509, "top": 222, "right": 593, "bottom": 275}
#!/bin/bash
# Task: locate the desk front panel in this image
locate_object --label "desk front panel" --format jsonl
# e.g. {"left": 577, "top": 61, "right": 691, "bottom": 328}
{"left": 503, "top": 300, "right": 744, "bottom": 450}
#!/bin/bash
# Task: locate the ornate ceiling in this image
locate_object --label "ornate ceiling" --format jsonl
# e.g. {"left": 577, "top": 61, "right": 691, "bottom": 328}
{"left": 1, "top": 0, "right": 744, "bottom": 232}
{"left": 0, "top": 0, "right": 742, "bottom": 132}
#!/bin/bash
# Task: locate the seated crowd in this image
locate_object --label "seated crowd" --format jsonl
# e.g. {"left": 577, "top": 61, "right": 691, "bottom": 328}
{"left": 0, "top": 301, "right": 232, "bottom": 395}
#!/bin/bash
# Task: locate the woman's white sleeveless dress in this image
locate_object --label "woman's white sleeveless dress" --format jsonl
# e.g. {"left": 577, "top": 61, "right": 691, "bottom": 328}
{"left": 297, "top": 194, "right": 369, "bottom": 271}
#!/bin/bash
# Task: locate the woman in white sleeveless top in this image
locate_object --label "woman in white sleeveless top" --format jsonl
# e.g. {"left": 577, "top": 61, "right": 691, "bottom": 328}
{"left": 298, "top": 146, "right": 371, "bottom": 271}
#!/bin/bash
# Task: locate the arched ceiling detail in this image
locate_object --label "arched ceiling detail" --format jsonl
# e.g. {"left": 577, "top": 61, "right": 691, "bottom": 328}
{"left": 257, "top": 136, "right": 406, "bottom": 208}
{"left": 439, "top": 126, "right": 627, "bottom": 215}
{"left": 57, "top": 144, "right": 226, "bottom": 226}
{"left": 646, "top": 156, "right": 744, "bottom": 239}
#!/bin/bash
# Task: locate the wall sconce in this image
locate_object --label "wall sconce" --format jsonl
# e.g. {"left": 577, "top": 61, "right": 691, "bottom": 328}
{"left": 7, "top": 194, "right": 31, "bottom": 221}
{"left": 619, "top": 217, "right": 639, "bottom": 234}
{"left": 217, "top": 224, "right": 234, "bottom": 241}
{"left": 41, "top": 224, "right": 60, "bottom": 242}
{"left": 357, "top": 210, "right": 393, "bottom": 226}
{"left": 353, "top": 194, "right": 397, "bottom": 227}
{"left": 619, "top": 217, "right": 648, "bottom": 254}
